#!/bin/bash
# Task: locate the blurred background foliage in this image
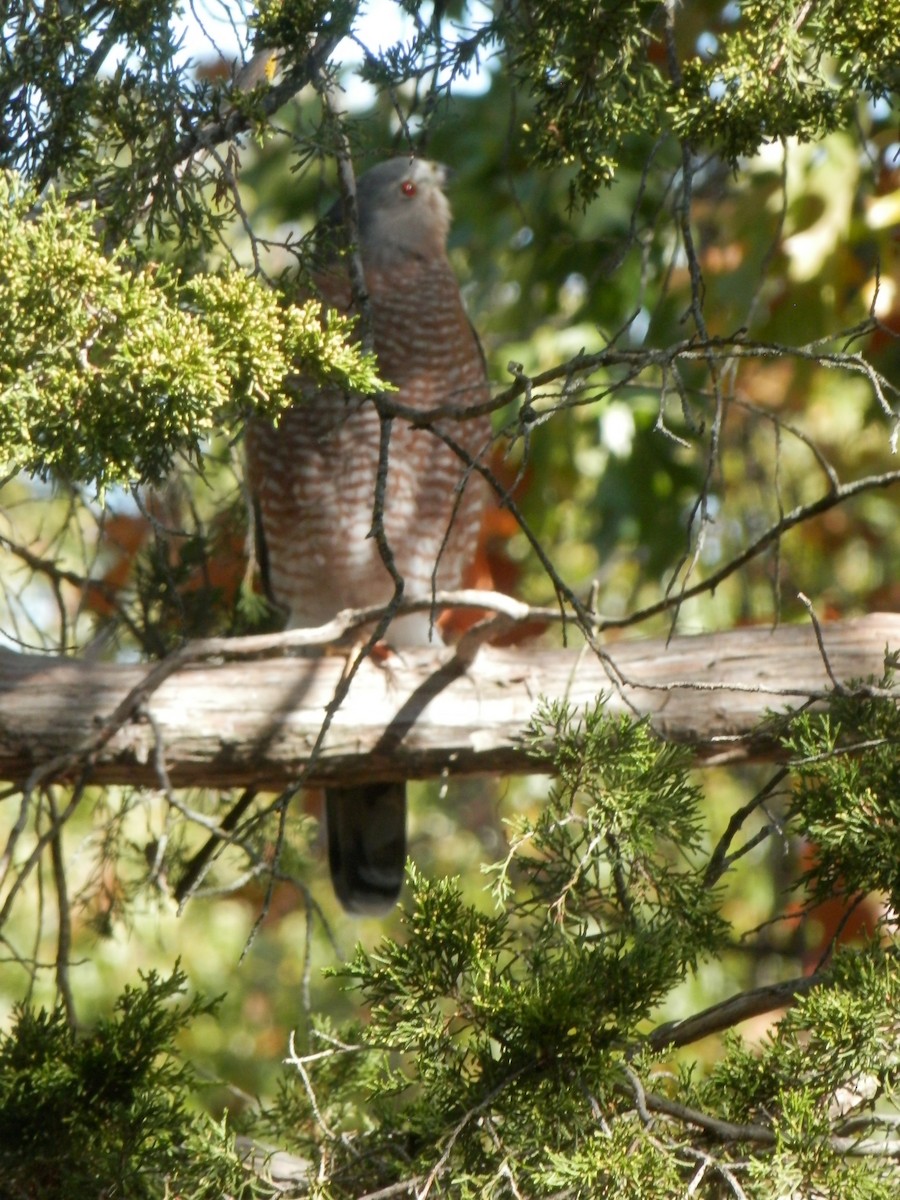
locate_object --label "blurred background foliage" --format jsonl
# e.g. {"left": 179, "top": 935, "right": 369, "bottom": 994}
{"left": 0, "top": 0, "right": 899, "bottom": 1169}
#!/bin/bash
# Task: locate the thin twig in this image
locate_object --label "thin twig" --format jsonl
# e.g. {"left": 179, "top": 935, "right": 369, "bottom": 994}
{"left": 0, "top": 777, "right": 89, "bottom": 931}
{"left": 704, "top": 768, "right": 789, "bottom": 888}
{"left": 46, "top": 786, "right": 76, "bottom": 1026}
{"left": 798, "top": 592, "right": 845, "bottom": 694}
{"left": 173, "top": 787, "right": 260, "bottom": 906}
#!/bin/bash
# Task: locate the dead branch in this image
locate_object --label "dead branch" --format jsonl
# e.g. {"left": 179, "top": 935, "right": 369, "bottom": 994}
{"left": 0, "top": 607, "right": 898, "bottom": 790}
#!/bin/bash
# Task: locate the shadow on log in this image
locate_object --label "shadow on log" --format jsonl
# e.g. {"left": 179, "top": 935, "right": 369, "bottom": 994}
{"left": 1, "top": 611, "right": 898, "bottom": 790}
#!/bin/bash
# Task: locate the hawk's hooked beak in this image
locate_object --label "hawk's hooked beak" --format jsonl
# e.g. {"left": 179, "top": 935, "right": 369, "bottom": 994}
{"left": 412, "top": 158, "right": 453, "bottom": 190}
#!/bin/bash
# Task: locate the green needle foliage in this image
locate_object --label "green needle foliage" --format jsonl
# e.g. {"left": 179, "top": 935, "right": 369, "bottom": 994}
{"left": 259, "top": 700, "right": 900, "bottom": 1198}
{"left": 674, "top": 0, "right": 900, "bottom": 163}
{"left": 784, "top": 678, "right": 900, "bottom": 911}
{"left": 0, "top": 967, "right": 258, "bottom": 1200}
{"left": 3, "top": 706, "right": 900, "bottom": 1196}
{"left": 698, "top": 946, "right": 900, "bottom": 1199}
{"left": 501, "top": 0, "right": 900, "bottom": 202}
{"left": 0, "top": 173, "right": 385, "bottom": 490}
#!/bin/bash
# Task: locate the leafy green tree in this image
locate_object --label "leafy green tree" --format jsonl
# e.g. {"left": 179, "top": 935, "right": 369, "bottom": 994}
{"left": 1, "top": 1, "right": 899, "bottom": 1196}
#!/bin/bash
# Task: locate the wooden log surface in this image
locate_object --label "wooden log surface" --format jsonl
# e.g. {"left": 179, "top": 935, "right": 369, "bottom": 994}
{"left": 1, "top": 612, "right": 898, "bottom": 789}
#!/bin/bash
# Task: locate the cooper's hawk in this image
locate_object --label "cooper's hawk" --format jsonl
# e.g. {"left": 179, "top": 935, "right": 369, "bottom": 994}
{"left": 246, "top": 158, "right": 491, "bottom": 914}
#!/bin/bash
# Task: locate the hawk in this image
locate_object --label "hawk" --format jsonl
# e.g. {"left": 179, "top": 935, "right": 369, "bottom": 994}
{"left": 246, "top": 157, "right": 491, "bottom": 914}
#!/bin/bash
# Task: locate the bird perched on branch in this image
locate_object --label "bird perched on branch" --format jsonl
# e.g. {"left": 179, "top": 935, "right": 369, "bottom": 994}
{"left": 246, "top": 157, "right": 492, "bottom": 914}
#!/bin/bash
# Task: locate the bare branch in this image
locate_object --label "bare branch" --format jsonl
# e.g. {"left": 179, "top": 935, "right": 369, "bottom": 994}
{"left": 646, "top": 971, "right": 828, "bottom": 1053}
{"left": 46, "top": 787, "right": 76, "bottom": 1026}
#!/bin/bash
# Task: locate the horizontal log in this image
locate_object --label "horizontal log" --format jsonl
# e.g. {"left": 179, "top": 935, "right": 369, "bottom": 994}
{"left": 1, "top": 612, "right": 898, "bottom": 790}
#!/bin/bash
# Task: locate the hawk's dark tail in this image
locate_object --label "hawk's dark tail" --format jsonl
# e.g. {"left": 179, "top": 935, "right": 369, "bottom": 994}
{"left": 325, "top": 784, "right": 407, "bottom": 915}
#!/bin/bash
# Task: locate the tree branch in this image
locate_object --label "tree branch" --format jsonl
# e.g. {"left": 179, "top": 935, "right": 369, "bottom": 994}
{"left": 0, "top": 610, "right": 898, "bottom": 789}
{"left": 646, "top": 970, "right": 827, "bottom": 1053}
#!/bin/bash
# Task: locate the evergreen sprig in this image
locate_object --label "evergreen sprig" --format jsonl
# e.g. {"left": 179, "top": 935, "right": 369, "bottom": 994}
{"left": 0, "top": 172, "right": 385, "bottom": 492}
{"left": 502, "top": 0, "right": 898, "bottom": 202}
{"left": 262, "top": 699, "right": 900, "bottom": 1197}
{"left": 782, "top": 681, "right": 900, "bottom": 911}
{"left": 0, "top": 966, "right": 256, "bottom": 1200}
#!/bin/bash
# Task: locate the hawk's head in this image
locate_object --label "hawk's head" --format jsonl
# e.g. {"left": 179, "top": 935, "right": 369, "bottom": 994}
{"left": 333, "top": 157, "right": 453, "bottom": 266}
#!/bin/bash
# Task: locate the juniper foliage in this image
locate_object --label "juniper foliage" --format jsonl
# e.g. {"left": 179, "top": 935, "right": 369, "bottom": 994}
{"left": 260, "top": 701, "right": 900, "bottom": 1199}
{"left": 0, "top": 967, "right": 261, "bottom": 1200}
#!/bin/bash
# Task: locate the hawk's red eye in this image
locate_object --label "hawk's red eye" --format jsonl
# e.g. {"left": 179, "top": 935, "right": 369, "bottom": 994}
{"left": 401, "top": 180, "right": 417, "bottom": 196}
